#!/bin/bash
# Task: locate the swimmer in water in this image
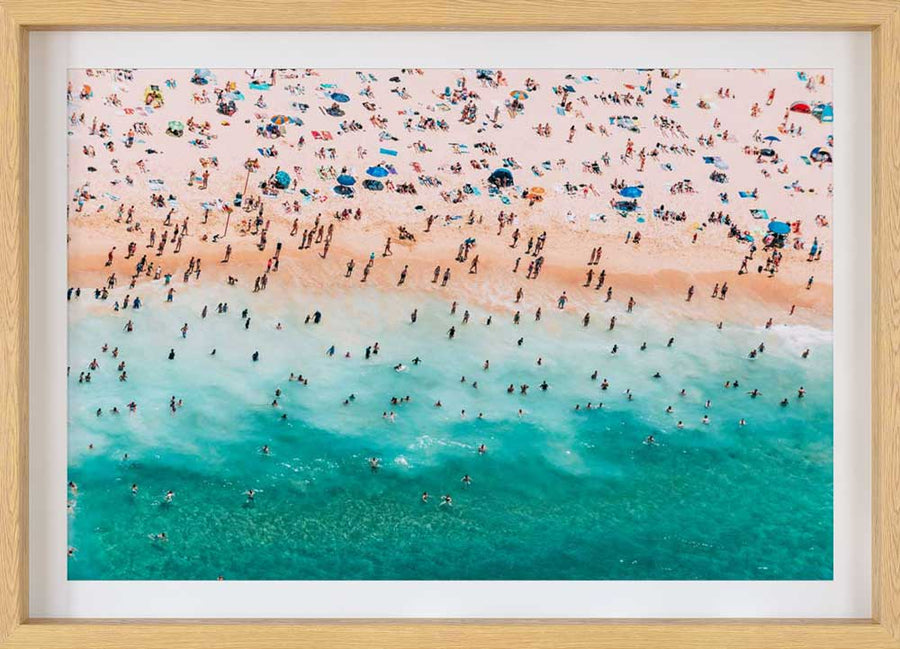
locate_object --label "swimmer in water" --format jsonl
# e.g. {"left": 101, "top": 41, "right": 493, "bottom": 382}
{"left": 440, "top": 494, "right": 453, "bottom": 507}
{"left": 261, "top": 445, "right": 270, "bottom": 455}
{"left": 421, "top": 491, "right": 429, "bottom": 503}
{"left": 677, "top": 421, "right": 685, "bottom": 429}
{"left": 246, "top": 489, "right": 255, "bottom": 501}
{"left": 701, "top": 415, "right": 710, "bottom": 424}
{"left": 131, "top": 483, "right": 138, "bottom": 495}
{"left": 369, "top": 457, "right": 380, "bottom": 471}
{"left": 478, "top": 444, "right": 486, "bottom": 454}
{"left": 461, "top": 474, "right": 472, "bottom": 486}
{"left": 645, "top": 435, "right": 655, "bottom": 445}
{"left": 164, "top": 490, "right": 174, "bottom": 503}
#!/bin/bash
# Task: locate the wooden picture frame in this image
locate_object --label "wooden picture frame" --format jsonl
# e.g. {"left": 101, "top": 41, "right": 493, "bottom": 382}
{"left": 0, "top": 2, "right": 897, "bottom": 647}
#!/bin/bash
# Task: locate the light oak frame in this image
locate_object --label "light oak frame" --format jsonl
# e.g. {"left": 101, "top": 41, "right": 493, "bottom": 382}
{"left": 1, "top": 2, "right": 898, "bottom": 647}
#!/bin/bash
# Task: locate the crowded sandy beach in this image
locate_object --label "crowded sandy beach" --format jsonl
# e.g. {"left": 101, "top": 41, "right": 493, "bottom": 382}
{"left": 66, "top": 67, "right": 834, "bottom": 580}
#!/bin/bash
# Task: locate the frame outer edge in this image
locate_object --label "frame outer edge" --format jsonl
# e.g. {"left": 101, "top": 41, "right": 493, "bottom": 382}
{"left": 0, "top": 2, "right": 28, "bottom": 645}
{"left": 874, "top": 6, "right": 900, "bottom": 642}
{"left": 1, "top": 2, "right": 898, "bottom": 647}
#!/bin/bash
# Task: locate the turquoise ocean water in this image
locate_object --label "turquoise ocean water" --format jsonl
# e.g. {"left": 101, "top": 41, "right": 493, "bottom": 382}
{"left": 67, "top": 286, "right": 833, "bottom": 580}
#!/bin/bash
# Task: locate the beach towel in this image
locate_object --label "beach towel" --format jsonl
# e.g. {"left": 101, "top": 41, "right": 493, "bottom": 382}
{"left": 379, "top": 148, "right": 398, "bottom": 156}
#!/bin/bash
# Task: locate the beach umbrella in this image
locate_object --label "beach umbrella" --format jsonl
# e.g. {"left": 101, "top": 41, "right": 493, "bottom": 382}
{"left": 362, "top": 179, "right": 384, "bottom": 191}
{"left": 274, "top": 170, "right": 291, "bottom": 189}
{"left": 810, "top": 147, "right": 833, "bottom": 163}
{"left": 714, "top": 158, "right": 729, "bottom": 170}
{"left": 510, "top": 90, "right": 529, "bottom": 100}
{"left": 790, "top": 101, "right": 811, "bottom": 114}
{"left": 665, "top": 87, "right": 679, "bottom": 96}
{"left": 763, "top": 135, "right": 781, "bottom": 142}
{"left": 337, "top": 173, "right": 356, "bottom": 186}
{"left": 167, "top": 120, "right": 184, "bottom": 131}
{"left": 333, "top": 185, "right": 354, "bottom": 196}
{"left": 488, "top": 168, "right": 514, "bottom": 188}
{"left": 191, "top": 69, "right": 212, "bottom": 85}
{"left": 414, "top": 205, "right": 425, "bottom": 211}
{"left": 330, "top": 92, "right": 350, "bottom": 103}
{"left": 619, "top": 186, "right": 643, "bottom": 198}
{"left": 759, "top": 148, "right": 776, "bottom": 157}
{"left": 366, "top": 165, "right": 389, "bottom": 178}
{"left": 271, "top": 115, "right": 290, "bottom": 125}
{"left": 530, "top": 186, "right": 545, "bottom": 195}
{"left": 768, "top": 221, "right": 791, "bottom": 235}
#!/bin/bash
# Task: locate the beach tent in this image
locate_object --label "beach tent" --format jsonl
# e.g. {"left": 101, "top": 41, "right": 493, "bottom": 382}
{"left": 812, "top": 103, "right": 834, "bottom": 123}
{"left": 790, "top": 101, "right": 812, "bottom": 114}
{"left": 488, "top": 168, "right": 514, "bottom": 188}
{"left": 366, "top": 166, "right": 389, "bottom": 178}
{"left": 337, "top": 174, "right": 356, "bottom": 186}
{"left": 619, "top": 186, "right": 643, "bottom": 198}
{"left": 767, "top": 221, "right": 791, "bottom": 235}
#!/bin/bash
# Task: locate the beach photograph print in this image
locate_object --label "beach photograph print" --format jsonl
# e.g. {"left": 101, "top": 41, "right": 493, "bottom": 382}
{"left": 67, "top": 67, "right": 833, "bottom": 580}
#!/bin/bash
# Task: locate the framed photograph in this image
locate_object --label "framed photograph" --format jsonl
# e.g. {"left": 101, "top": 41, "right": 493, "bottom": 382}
{"left": 1, "top": 3, "right": 898, "bottom": 648}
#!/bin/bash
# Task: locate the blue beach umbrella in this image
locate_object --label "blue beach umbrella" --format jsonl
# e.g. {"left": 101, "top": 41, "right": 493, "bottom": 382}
{"left": 619, "top": 186, "right": 643, "bottom": 198}
{"left": 763, "top": 135, "right": 781, "bottom": 142}
{"left": 366, "top": 165, "right": 389, "bottom": 178}
{"left": 768, "top": 221, "right": 791, "bottom": 235}
{"left": 488, "top": 168, "right": 514, "bottom": 188}
{"left": 810, "top": 147, "right": 833, "bottom": 163}
{"left": 333, "top": 185, "right": 354, "bottom": 196}
{"left": 330, "top": 92, "right": 350, "bottom": 103}
{"left": 274, "top": 170, "right": 291, "bottom": 188}
{"left": 337, "top": 174, "right": 356, "bottom": 186}
{"left": 362, "top": 179, "right": 384, "bottom": 191}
